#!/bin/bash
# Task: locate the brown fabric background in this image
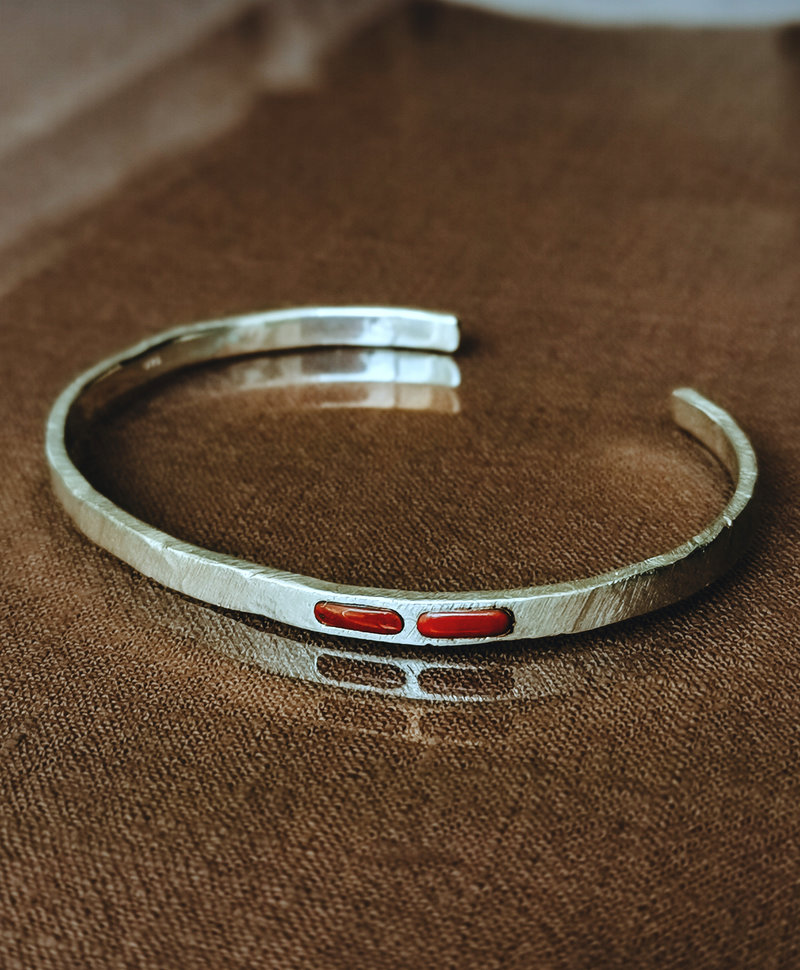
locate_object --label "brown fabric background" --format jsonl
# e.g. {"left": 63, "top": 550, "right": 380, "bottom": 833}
{"left": 2, "top": 6, "right": 800, "bottom": 967}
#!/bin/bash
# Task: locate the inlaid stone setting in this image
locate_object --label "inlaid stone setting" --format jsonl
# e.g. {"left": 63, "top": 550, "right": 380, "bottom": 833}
{"left": 314, "top": 602, "right": 404, "bottom": 635}
{"left": 417, "top": 608, "right": 513, "bottom": 639}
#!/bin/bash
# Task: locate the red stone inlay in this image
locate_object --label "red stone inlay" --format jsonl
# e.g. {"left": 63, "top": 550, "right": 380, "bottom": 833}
{"left": 417, "top": 608, "right": 513, "bottom": 639}
{"left": 314, "top": 601, "right": 404, "bottom": 635}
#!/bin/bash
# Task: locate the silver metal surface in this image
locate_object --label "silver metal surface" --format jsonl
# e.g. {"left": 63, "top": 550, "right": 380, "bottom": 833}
{"left": 46, "top": 306, "right": 758, "bottom": 648}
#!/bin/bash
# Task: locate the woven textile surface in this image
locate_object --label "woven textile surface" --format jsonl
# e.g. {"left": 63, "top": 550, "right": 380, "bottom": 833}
{"left": 2, "top": 7, "right": 800, "bottom": 968}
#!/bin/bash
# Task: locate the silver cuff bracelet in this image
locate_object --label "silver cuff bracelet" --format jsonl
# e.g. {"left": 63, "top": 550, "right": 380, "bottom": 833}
{"left": 46, "top": 306, "right": 758, "bottom": 648}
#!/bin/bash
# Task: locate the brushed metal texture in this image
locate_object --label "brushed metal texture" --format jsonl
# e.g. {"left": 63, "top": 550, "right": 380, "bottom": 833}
{"left": 46, "top": 306, "right": 758, "bottom": 648}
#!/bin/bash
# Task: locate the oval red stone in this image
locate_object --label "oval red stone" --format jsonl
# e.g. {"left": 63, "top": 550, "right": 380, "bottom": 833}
{"left": 417, "top": 608, "right": 513, "bottom": 639}
{"left": 314, "top": 601, "right": 404, "bottom": 635}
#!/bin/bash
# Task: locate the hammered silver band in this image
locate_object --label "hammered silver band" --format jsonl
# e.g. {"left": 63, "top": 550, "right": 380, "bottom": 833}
{"left": 46, "top": 306, "right": 758, "bottom": 647}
